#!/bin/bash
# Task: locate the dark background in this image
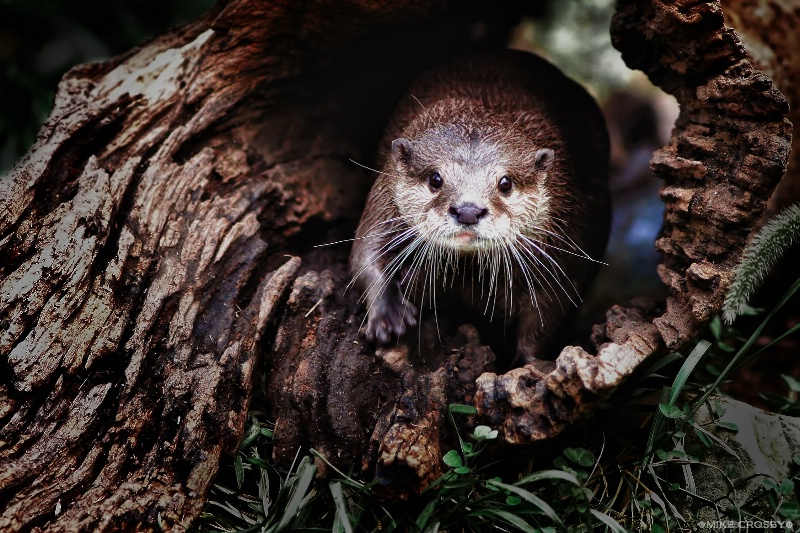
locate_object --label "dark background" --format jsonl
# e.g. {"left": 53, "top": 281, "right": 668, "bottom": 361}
{"left": 0, "top": 0, "right": 214, "bottom": 172}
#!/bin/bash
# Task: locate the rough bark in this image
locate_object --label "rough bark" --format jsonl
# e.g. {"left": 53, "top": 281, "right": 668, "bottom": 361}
{"left": 722, "top": 0, "right": 800, "bottom": 216}
{"left": 0, "top": 0, "right": 451, "bottom": 530}
{"left": 0, "top": 0, "right": 792, "bottom": 530}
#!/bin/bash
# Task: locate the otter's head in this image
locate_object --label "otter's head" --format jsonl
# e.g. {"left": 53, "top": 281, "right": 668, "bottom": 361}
{"left": 390, "top": 124, "right": 555, "bottom": 252}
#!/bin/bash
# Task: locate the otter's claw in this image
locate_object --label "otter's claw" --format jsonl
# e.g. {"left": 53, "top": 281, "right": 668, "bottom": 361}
{"left": 365, "top": 284, "right": 418, "bottom": 344}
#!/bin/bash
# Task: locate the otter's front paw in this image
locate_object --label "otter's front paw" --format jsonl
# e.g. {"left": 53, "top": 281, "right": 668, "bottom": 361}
{"left": 365, "top": 286, "right": 418, "bottom": 344}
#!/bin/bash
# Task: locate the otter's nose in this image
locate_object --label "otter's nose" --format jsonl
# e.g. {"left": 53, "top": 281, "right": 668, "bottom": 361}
{"left": 449, "top": 203, "right": 488, "bottom": 225}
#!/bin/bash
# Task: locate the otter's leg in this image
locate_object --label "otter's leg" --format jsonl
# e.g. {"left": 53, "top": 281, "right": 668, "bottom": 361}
{"left": 350, "top": 225, "right": 418, "bottom": 344}
{"left": 515, "top": 297, "right": 562, "bottom": 363}
{"left": 364, "top": 279, "right": 418, "bottom": 344}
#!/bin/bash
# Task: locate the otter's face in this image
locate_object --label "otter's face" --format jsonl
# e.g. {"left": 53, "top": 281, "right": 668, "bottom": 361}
{"left": 390, "top": 128, "right": 555, "bottom": 252}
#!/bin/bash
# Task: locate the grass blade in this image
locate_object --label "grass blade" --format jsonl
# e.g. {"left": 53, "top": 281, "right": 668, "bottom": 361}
{"left": 274, "top": 458, "right": 317, "bottom": 532}
{"left": 486, "top": 480, "right": 565, "bottom": 528}
{"left": 667, "top": 339, "right": 711, "bottom": 406}
{"left": 589, "top": 509, "right": 626, "bottom": 532}
{"left": 234, "top": 454, "right": 245, "bottom": 490}
{"left": 464, "top": 508, "right": 540, "bottom": 533}
{"left": 687, "top": 275, "right": 800, "bottom": 420}
{"left": 415, "top": 499, "right": 438, "bottom": 531}
{"left": 515, "top": 469, "right": 581, "bottom": 487}
{"left": 330, "top": 482, "right": 354, "bottom": 533}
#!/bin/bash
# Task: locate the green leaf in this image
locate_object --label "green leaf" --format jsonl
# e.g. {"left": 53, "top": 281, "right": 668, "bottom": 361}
{"left": 505, "top": 495, "right": 522, "bottom": 506}
{"left": 454, "top": 467, "right": 471, "bottom": 475}
{"left": 473, "top": 425, "right": 498, "bottom": 440}
{"left": 564, "top": 447, "right": 595, "bottom": 467}
{"left": 693, "top": 427, "right": 713, "bottom": 447}
{"left": 697, "top": 276, "right": 800, "bottom": 422}
{"left": 442, "top": 450, "right": 463, "bottom": 468}
{"left": 716, "top": 341, "right": 735, "bottom": 353}
{"left": 709, "top": 316, "right": 722, "bottom": 340}
{"left": 658, "top": 403, "right": 684, "bottom": 419}
{"left": 715, "top": 421, "right": 739, "bottom": 432}
{"left": 441, "top": 477, "right": 481, "bottom": 490}
{"left": 668, "top": 449, "right": 688, "bottom": 460}
{"left": 780, "top": 478, "right": 795, "bottom": 495}
{"left": 449, "top": 404, "right": 478, "bottom": 415}
{"left": 778, "top": 501, "right": 800, "bottom": 519}
{"left": 461, "top": 442, "right": 473, "bottom": 454}
{"left": 239, "top": 418, "right": 263, "bottom": 451}
{"left": 782, "top": 374, "right": 800, "bottom": 392}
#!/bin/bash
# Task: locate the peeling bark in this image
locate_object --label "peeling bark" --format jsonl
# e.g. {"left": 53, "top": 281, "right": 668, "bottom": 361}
{"left": 0, "top": 0, "right": 793, "bottom": 530}
{"left": 722, "top": 0, "right": 800, "bottom": 215}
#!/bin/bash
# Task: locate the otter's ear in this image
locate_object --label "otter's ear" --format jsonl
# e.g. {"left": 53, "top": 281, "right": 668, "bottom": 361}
{"left": 534, "top": 148, "right": 554, "bottom": 171}
{"left": 391, "top": 138, "right": 414, "bottom": 165}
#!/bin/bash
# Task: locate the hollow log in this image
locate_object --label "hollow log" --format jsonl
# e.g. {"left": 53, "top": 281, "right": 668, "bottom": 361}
{"left": 0, "top": 0, "right": 792, "bottom": 530}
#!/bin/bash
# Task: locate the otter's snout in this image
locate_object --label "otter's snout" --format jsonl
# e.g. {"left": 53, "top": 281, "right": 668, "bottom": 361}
{"left": 449, "top": 203, "right": 488, "bottom": 225}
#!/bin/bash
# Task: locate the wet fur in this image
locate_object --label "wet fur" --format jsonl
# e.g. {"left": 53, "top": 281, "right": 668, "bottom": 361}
{"left": 349, "top": 51, "right": 611, "bottom": 362}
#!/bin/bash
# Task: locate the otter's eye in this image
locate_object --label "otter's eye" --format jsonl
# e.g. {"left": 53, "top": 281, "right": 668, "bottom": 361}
{"left": 498, "top": 175, "right": 513, "bottom": 193}
{"left": 428, "top": 172, "right": 443, "bottom": 191}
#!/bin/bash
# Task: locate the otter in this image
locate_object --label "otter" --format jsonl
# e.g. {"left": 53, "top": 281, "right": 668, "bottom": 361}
{"left": 349, "top": 50, "right": 611, "bottom": 362}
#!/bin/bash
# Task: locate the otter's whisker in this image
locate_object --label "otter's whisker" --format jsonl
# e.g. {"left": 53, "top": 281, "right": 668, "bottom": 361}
{"left": 316, "top": 226, "right": 408, "bottom": 248}
{"left": 359, "top": 231, "right": 420, "bottom": 307}
{"left": 518, "top": 236, "right": 580, "bottom": 306}
{"left": 516, "top": 237, "right": 572, "bottom": 306}
{"left": 348, "top": 226, "right": 416, "bottom": 294}
{"left": 508, "top": 241, "right": 537, "bottom": 310}
{"left": 530, "top": 224, "right": 607, "bottom": 265}
{"left": 349, "top": 159, "right": 406, "bottom": 181}
{"left": 509, "top": 241, "right": 545, "bottom": 327}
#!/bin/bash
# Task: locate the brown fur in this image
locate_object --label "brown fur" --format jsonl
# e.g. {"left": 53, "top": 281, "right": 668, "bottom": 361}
{"left": 349, "top": 50, "right": 611, "bottom": 362}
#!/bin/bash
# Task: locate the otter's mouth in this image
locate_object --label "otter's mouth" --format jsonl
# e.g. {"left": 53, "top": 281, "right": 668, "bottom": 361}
{"left": 446, "top": 230, "right": 487, "bottom": 250}
{"left": 454, "top": 230, "right": 477, "bottom": 242}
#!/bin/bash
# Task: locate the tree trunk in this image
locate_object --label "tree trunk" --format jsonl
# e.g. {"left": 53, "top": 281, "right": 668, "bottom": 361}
{"left": 0, "top": 0, "right": 792, "bottom": 531}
